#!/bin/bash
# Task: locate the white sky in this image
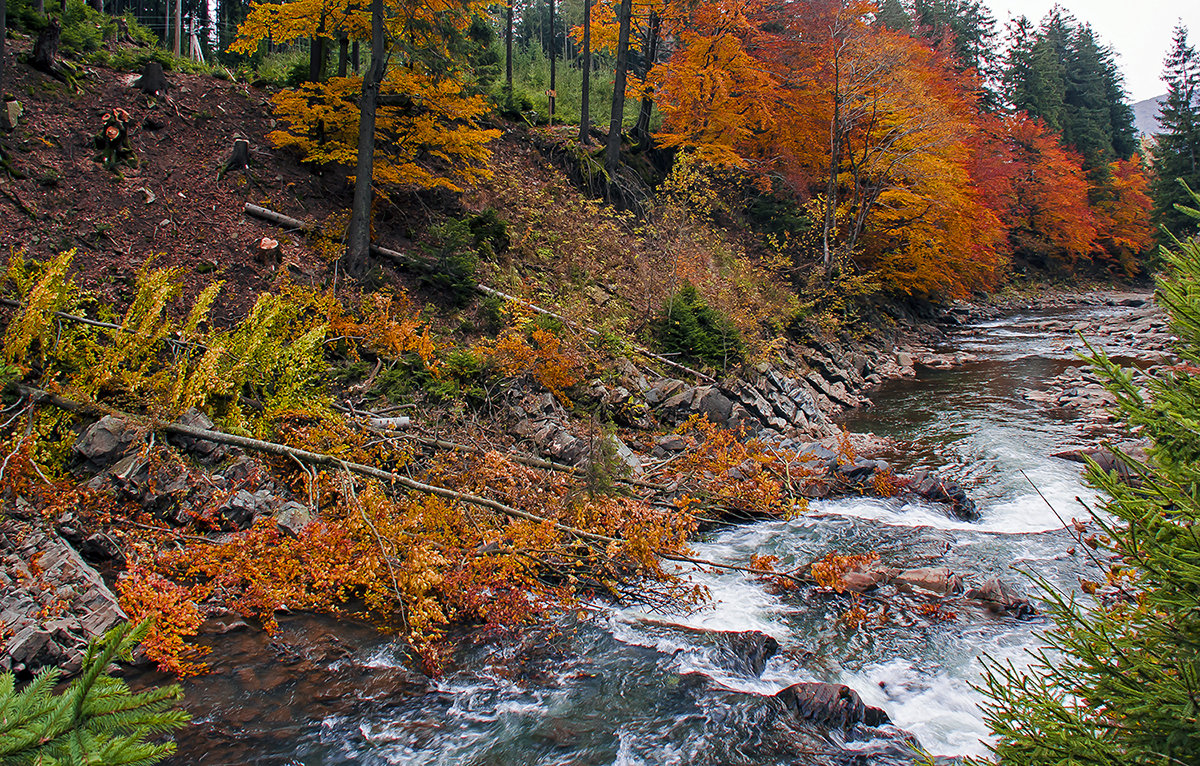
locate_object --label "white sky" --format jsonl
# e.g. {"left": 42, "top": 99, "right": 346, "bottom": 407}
{"left": 986, "top": 1, "right": 1200, "bottom": 102}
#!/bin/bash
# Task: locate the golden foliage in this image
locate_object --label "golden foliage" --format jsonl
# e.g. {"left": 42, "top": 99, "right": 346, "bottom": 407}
{"left": 811, "top": 551, "right": 880, "bottom": 593}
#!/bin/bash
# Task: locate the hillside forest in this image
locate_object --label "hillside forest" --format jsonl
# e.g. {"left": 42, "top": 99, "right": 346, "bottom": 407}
{"left": 1, "top": 0, "right": 1200, "bottom": 763}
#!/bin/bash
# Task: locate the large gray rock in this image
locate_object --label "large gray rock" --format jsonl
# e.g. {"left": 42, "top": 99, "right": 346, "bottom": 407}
{"left": 2, "top": 519, "right": 127, "bottom": 676}
{"left": 167, "top": 407, "right": 229, "bottom": 463}
{"left": 74, "top": 416, "right": 140, "bottom": 467}
{"left": 965, "top": 577, "right": 1036, "bottom": 617}
{"left": 894, "top": 567, "right": 964, "bottom": 595}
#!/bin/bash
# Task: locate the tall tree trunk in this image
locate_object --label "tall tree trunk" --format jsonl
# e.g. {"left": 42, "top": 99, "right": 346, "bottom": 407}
{"left": 309, "top": 15, "right": 328, "bottom": 83}
{"left": 173, "top": 0, "right": 181, "bottom": 56}
{"left": 352, "top": 39, "right": 360, "bottom": 72}
{"left": 604, "top": 0, "right": 632, "bottom": 180}
{"left": 548, "top": 0, "right": 555, "bottom": 123}
{"left": 345, "top": 0, "right": 386, "bottom": 278}
{"left": 338, "top": 32, "right": 349, "bottom": 77}
{"left": 823, "top": 41, "right": 843, "bottom": 271}
{"left": 632, "top": 10, "right": 659, "bottom": 149}
{"left": 0, "top": 0, "right": 6, "bottom": 96}
{"left": 578, "top": 0, "right": 590, "bottom": 144}
{"left": 505, "top": 0, "right": 513, "bottom": 90}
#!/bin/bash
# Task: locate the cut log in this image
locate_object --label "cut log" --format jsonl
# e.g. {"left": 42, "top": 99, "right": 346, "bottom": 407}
{"left": 133, "top": 61, "right": 169, "bottom": 96}
{"left": 218, "top": 137, "right": 250, "bottom": 179}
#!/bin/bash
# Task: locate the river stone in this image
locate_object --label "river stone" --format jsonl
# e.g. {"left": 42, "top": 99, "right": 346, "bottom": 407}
{"left": 894, "top": 567, "right": 964, "bottom": 595}
{"left": 716, "top": 630, "right": 779, "bottom": 677}
{"left": 965, "top": 577, "right": 1036, "bottom": 617}
{"left": 773, "top": 682, "right": 890, "bottom": 729}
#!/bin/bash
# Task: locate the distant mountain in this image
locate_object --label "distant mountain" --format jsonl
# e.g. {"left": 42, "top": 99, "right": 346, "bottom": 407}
{"left": 1134, "top": 94, "right": 1168, "bottom": 137}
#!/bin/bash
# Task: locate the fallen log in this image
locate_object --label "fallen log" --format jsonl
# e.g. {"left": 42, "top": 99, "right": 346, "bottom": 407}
{"left": 242, "top": 202, "right": 716, "bottom": 383}
{"left": 22, "top": 387, "right": 795, "bottom": 586}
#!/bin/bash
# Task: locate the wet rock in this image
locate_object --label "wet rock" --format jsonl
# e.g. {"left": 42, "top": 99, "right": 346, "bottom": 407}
{"left": 1052, "top": 445, "right": 1147, "bottom": 486}
{"left": 965, "top": 577, "right": 1036, "bottom": 617}
{"left": 716, "top": 631, "right": 779, "bottom": 677}
{"left": 167, "top": 407, "right": 229, "bottom": 463}
{"left": 774, "top": 682, "right": 891, "bottom": 729}
{"left": 837, "top": 457, "right": 880, "bottom": 484}
{"left": 73, "top": 415, "right": 140, "bottom": 468}
{"left": 894, "top": 567, "right": 964, "bottom": 595}
{"left": 909, "top": 470, "right": 978, "bottom": 521}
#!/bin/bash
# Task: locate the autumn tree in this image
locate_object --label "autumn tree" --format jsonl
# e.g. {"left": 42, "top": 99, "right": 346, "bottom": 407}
{"left": 1091, "top": 157, "right": 1154, "bottom": 276}
{"left": 234, "top": 0, "right": 499, "bottom": 276}
{"left": 1004, "top": 115, "right": 1098, "bottom": 269}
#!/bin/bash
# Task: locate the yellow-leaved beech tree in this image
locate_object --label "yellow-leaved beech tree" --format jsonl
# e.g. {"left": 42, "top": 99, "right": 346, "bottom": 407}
{"left": 233, "top": 0, "right": 499, "bottom": 274}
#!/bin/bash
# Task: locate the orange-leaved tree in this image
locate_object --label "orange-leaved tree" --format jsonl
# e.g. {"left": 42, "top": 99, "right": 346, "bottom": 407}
{"left": 233, "top": 0, "right": 499, "bottom": 273}
{"left": 1090, "top": 157, "right": 1154, "bottom": 276}
{"left": 1005, "top": 115, "right": 1098, "bottom": 270}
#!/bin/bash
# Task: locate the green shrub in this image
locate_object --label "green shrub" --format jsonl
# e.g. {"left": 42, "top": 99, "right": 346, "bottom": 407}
{"left": 468, "top": 208, "right": 510, "bottom": 258}
{"left": 651, "top": 283, "right": 743, "bottom": 370}
{"left": 418, "top": 219, "right": 479, "bottom": 306}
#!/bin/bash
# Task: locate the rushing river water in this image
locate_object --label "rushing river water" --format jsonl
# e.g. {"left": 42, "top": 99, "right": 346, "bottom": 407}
{"left": 157, "top": 304, "right": 1145, "bottom": 765}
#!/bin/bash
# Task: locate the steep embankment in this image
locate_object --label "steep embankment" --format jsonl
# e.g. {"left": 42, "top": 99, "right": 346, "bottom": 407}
{"left": 0, "top": 47, "right": 979, "bottom": 687}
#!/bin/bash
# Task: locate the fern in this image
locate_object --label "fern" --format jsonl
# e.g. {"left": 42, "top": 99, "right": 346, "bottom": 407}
{"left": 0, "top": 620, "right": 189, "bottom": 766}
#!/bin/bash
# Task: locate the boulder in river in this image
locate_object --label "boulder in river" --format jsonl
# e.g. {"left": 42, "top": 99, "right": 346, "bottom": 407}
{"left": 964, "top": 577, "right": 1036, "bottom": 617}
{"left": 715, "top": 630, "right": 779, "bottom": 677}
{"left": 893, "top": 567, "right": 964, "bottom": 595}
{"left": 908, "top": 470, "right": 978, "bottom": 521}
{"left": 773, "top": 682, "right": 891, "bottom": 729}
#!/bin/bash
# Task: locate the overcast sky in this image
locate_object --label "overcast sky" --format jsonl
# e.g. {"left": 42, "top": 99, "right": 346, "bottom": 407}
{"left": 986, "top": 1, "right": 1200, "bottom": 102}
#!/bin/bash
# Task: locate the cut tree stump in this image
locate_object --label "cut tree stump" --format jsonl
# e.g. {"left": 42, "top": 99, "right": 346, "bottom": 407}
{"left": 93, "top": 109, "right": 137, "bottom": 171}
{"left": 133, "top": 61, "right": 169, "bottom": 97}
{"left": 256, "top": 237, "right": 282, "bottom": 269}
{"left": 217, "top": 137, "right": 250, "bottom": 180}
{"left": 32, "top": 19, "right": 61, "bottom": 75}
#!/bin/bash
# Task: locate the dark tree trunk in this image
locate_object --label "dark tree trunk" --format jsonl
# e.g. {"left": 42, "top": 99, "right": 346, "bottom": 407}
{"left": 0, "top": 0, "right": 6, "bottom": 96}
{"left": 338, "top": 32, "right": 349, "bottom": 77}
{"left": 632, "top": 11, "right": 659, "bottom": 149}
{"left": 604, "top": 0, "right": 632, "bottom": 180}
{"left": 505, "top": 0, "right": 513, "bottom": 89}
{"left": 308, "top": 17, "right": 328, "bottom": 83}
{"left": 578, "top": 0, "right": 590, "bottom": 144}
{"left": 548, "top": 0, "right": 555, "bottom": 123}
{"left": 345, "top": 0, "right": 386, "bottom": 277}
{"left": 352, "top": 39, "right": 359, "bottom": 72}
{"left": 32, "top": 18, "right": 60, "bottom": 74}
{"left": 90, "top": 0, "right": 100, "bottom": 12}
{"left": 172, "top": 0, "right": 180, "bottom": 55}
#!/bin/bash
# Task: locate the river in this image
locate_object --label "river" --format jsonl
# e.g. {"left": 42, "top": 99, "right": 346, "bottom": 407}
{"left": 158, "top": 302, "right": 1145, "bottom": 765}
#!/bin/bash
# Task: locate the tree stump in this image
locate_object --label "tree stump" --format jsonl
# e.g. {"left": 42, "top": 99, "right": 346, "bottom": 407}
{"left": 217, "top": 138, "right": 250, "bottom": 180}
{"left": 93, "top": 109, "right": 138, "bottom": 171}
{"left": 256, "top": 237, "right": 282, "bottom": 269}
{"left": 133, "top": 61, "right": 169, "bottom": 97}
{"left": 32, "top": 19, "right": 61, "bottom": 75}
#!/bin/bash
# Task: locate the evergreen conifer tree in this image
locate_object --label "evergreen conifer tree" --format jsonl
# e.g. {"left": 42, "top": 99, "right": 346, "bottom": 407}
{"left": 1151, "top": 24, "right": 1200, "bottom": 243}
{"left": 0, "top": 621, "right": 189, "bottom": 766}
{"left": 975, "top": 188, "right": 1200, "bottom": 764}
{"left": 875, "top": 0, "right": 912, "bottom": 32}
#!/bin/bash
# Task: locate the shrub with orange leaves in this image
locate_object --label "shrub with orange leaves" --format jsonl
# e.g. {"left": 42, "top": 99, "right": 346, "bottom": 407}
{"left": 117, "top": 568, "right": 212, "bottom": 676}
{"left": 810, "top": 551, "right": 881, "bottom": 593}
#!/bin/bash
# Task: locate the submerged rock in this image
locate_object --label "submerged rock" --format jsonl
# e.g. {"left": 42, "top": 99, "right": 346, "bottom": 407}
{"left": 715, "top": 630, "right": 779, "bottom": 677}
{"left": 964, "top": 577, "right": 1036, "bottom": 617}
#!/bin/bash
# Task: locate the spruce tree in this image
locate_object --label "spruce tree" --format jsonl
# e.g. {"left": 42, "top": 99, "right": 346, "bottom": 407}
{"left": 875, "top": 0, "right": 912, "bottom": 32}
{"left": 1151, "top": 24, "right": 1200, "bottom": 243}
{"left": 0, "top": 621, "right": 189, "bottom": 766}
{"left": 975, "top": 189, "right": 1200, "bottom": 764}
